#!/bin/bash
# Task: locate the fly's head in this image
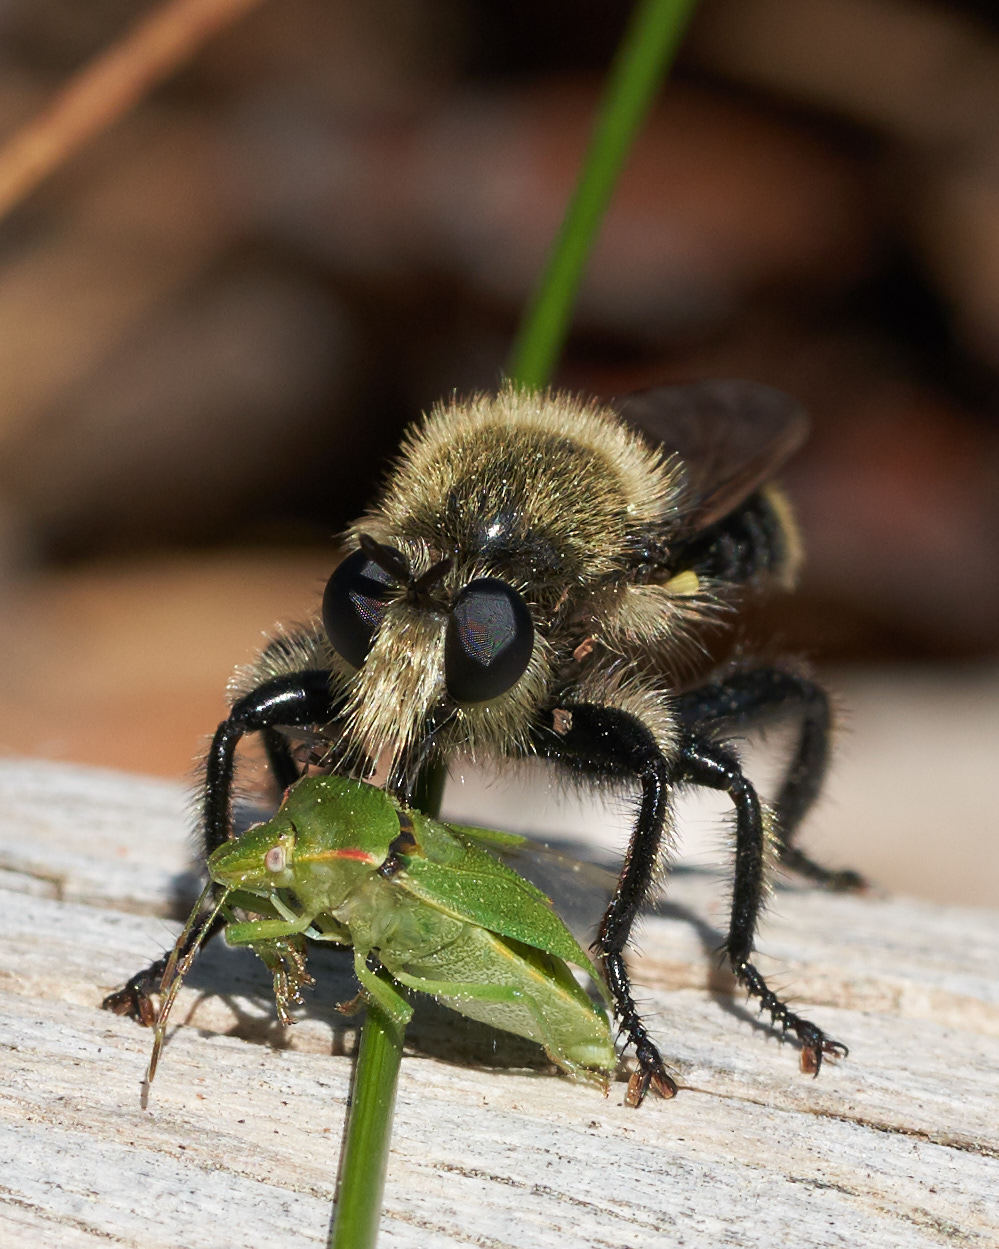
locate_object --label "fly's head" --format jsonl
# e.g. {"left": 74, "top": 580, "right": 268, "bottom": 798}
{"left": 321, "top": 530, "right": 553, "bottom": 795}
{"left": 320, "top": 388, "right": 685, "bottom": 794}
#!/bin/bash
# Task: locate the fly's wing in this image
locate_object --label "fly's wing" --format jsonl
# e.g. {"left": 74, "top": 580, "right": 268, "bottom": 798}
{"left": 613, "top": 379, "right": 809, "bottom": 534}
{"left": 391, "top": 818, "right": 606, "bottom": 988}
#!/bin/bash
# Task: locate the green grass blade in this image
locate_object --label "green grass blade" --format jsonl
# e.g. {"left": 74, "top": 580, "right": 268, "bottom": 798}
{"left": 329, "top": 999, "right": 406, "bottom": 1249}
{"left": 507, "top": 0, "right": 700, "bottom": 389}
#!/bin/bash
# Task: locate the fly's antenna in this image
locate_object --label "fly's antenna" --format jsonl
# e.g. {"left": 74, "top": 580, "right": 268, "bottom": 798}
{"left": 357, "top": 532, "right": 410, "bottom": 582}
{"left": 358, "top": 530, "right": 452, "bottom": 607}
{"left": 144, "top": 881, "right": 231, "bottom": 1096}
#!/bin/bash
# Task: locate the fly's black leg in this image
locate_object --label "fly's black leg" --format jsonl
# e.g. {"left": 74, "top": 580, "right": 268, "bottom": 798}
{"left": 262, "top": 727, "right": 302, "bottom": 793}
{"left": 675, "top": 667, "right": 864, "bottom": 890}
{"left": 203, "top": 670, "right": 336, "bottom": 855}
{"left": 533, "top": 703, "right": 679, "bottom": 1105}
{"left": 102, "top": 668, "right": 338, "bottom": 1023}
{"left": 679, "top": 734, "right": 847, "bottom": 1075}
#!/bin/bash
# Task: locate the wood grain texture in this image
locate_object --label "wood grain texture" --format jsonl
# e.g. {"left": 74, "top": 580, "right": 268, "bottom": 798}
{"left": 0, "top": 758, "right": 996, "bottom": 1248}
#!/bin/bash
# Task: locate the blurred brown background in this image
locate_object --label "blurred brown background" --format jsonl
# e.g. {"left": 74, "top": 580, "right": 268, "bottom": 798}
{"left": 0, "top": 0, "right": 995, "bottom": 903}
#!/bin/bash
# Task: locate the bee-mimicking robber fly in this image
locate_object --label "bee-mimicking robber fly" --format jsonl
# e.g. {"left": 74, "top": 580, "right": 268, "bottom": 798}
{"left": 106, "top": 380, "right": 860, "bottom": 1104}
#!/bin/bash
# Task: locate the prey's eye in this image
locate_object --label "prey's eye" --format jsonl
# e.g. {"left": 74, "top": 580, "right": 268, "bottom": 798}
{"left": 323, "top": 547, "right": 399, "bottom": 668}
{"left": 445, "top": 579, "right": 534, "bottom": 703}
{"left": 264, "top": 845, "right": 286, "bottom": 873}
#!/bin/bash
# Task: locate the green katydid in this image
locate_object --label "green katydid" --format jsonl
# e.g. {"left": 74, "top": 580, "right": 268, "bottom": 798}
{"left": 147, "top": 774, "right": 617, "bottom": 1091}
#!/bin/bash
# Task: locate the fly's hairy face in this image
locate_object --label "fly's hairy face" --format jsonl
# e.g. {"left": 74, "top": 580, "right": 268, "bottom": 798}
{"left": 321, "top": 387, "right": 690, "bottom": 790}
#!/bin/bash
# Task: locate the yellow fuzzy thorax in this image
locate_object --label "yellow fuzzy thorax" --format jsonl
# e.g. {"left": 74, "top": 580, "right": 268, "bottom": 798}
{"left": 353, "top": 386, "right": 686, "bottom": 592}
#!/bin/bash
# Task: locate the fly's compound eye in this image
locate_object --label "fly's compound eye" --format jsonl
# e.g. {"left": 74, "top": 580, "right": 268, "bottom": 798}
{"left": 323, "top": 547, "right": 400, "bottom": 668}
{"left": 445, "top": 579, "right": 534, "bottom": 703}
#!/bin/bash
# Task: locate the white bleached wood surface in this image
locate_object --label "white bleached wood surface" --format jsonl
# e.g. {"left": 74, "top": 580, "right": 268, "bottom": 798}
{"left": 1, "top": 759, "right": 997, "bottom": 1249}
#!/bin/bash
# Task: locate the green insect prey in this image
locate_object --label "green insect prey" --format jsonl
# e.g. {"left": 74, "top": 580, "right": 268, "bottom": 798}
{"left": 148, "top": 775, "right": 617, "bottom": 1091}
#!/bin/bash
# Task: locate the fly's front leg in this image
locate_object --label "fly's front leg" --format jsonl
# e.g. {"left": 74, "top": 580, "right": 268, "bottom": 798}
{"left": 675, "top": 667, "right": 864, "bottom": 890}
{"left": 102, "top": 668, "right": 337, "bottom": 1023}
{"left": 203, "top": 669, "right": 336, "bottom": 854}
{"left": 534, "top": 702, "right": 678, "bottom": 1106}
{"left": 679, "top": 734, "right": 847, "bottom": 1074}
{"left": 262, "top": 727, "right": 303, "bottom": 793}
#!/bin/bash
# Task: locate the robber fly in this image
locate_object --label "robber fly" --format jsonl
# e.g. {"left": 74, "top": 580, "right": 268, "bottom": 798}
{"left": 106, "top": 380, "right": 860, "bottom": 1104}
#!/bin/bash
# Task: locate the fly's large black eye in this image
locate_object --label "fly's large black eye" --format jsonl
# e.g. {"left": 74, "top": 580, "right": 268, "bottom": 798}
{"left": 445, "top": 579, "right": 533, "bottom": 703}
{"left": 322, "top": 548, "right": 399, "bottom": 668}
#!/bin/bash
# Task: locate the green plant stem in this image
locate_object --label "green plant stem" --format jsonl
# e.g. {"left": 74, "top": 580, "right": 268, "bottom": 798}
{"left": 329, "top": 997, "right": 406, "bottom": 1249}
{"left": 333, "top": 3, "right": 699, "bottom": 1244}
{"left": 507, "top": 0, "right": 699, "bottom": 389}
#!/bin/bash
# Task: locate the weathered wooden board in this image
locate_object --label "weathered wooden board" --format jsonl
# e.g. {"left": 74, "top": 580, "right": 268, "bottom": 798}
{"left": 1, "top": 759, "right": 997, "bottom": 1248}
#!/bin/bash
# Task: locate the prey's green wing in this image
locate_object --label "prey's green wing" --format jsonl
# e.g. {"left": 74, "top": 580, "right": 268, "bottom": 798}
{"left": 391, "top": 814, "right": 605, "bottom": 989}
{"left": 441, "top": 822, "right": 527, "bottom": 851}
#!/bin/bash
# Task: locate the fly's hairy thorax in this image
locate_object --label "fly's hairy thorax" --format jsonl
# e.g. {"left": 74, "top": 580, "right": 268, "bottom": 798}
{"left": 358, "top": 388, "right": 685, "bottom": 598}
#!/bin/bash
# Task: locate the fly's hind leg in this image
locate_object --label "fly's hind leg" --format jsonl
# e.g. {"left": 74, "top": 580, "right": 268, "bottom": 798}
{"left": 679, "top": 732, "right": 847, "bottom": 1075}
{"left": 674, "top": 666, "right": 864, "bottom": 890}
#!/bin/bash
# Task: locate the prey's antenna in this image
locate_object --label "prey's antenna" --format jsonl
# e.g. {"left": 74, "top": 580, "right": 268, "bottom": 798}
{"left": 144, "top": 881, "right": 231, "bottom": 1096}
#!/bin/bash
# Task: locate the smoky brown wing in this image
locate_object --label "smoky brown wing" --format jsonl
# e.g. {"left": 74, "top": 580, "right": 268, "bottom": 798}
{"left": 612, "top": 379, "right": 809, "bottom": 531}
